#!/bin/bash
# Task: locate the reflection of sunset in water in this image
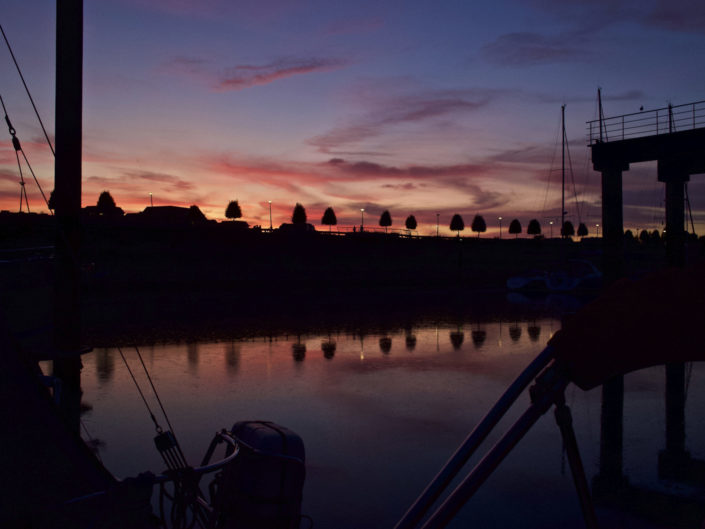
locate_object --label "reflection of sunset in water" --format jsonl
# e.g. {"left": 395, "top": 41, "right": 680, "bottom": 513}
{"left": 69, "top": 319, "right": 705, "bottom": 528}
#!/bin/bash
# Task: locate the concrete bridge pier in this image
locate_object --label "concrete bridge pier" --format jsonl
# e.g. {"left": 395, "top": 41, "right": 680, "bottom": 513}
{"left": 593, "top": 161, "right": 629, "bottom": 493}
{"left": 657, "top": 161, "right": 690, "bottom": 477}
{"left": 658, "top": 161, "right": 689, "bottom": 268}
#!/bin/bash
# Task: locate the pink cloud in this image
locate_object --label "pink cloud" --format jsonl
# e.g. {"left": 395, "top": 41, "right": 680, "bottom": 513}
{"left": 217, "top": 57, "right": 349, "bottom": 91}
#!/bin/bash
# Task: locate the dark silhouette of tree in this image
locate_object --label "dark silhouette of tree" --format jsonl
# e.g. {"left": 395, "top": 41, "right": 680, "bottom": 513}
{"left": 405, "top": 214, "right": 417, "bottom": 231}
{"left": 577, "top": 222, "right": 588, "bottom": 237}
{"left": 48, "top": 190, "right": 56, "bottom": 211}
{"left": 651, "top": 229, "right": 661, "bottom": 242}
{"left": 405, "top": 334, "right": 417, "bottom": 351}
{"left": 639, "top": 229, "right": 650, "bottom": 243}
{"left": 509, "top": 324, "right": 522, "bottom": 342}
{"left": 561, "top": 220, "right": 575, "bottom": 237}
{"left": 450, "top": 331, "right": 464, "bottom": 350}
{"left": 508, "top": 219, "right": 521, "bottom": 238}
{"left": 527, "top": 218, "right": 541, "bottom": 236}
{"left": 450, "top": 214, "right": 464, "bottom": 237}
{"left": 379, "top": 210, "right": 392, "bottom": 233}
{"left": 292, "top": 203, "right": 307, "bottom": 224}
{"left": 225, "top": 200, "right": 242, "bottom": 219}
{"left": 321, "top": 207, "right": 337, "bottom": 232}
{"left": 471, "top": 329, "right": 487, "bottom": 348}
{"left": 527, "top": 324, "right": 541, "bottom": 342}
{"left": 292, "top": 342, "right": 306, "bottom": 361}
{"left": 624, "top": 229, "right": 634, "bottom": 242}
{"left": 322, "top": 340, "right": 336, "bottom": 359}
{"left": 471, "top": 215, "right": 486, "bottom": 237}
{"left": 97, "top": 190, "right": 116, "bottom": 214}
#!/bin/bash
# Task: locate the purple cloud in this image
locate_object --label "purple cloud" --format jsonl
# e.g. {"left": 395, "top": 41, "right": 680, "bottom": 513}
{"left": 481, "top": 32, "right": 594, "bottom": 66}
{"left": 310, "top": 90, "right": 493, "bottom": 154}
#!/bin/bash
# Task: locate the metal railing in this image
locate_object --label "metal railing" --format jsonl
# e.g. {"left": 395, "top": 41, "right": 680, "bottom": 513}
{"left": 586, "top": 100, "right": 705, "bottom": 145}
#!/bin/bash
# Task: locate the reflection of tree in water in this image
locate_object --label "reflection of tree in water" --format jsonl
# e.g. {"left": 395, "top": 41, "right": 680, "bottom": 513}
{"left": 321, "top": 340, "right": 336, "bottom": 359}
{"left": 187, "top": 343, "right": 199, "bottom": 367}
{"left": 225, "top": 342, "right": 240, "bottom": 372}
{"left": 471, "top": 329, "right": 487, "bottom": 349}
{"left": 379, "top": 337, "right": 392, "bottom": 354}
{"left": 292, "top": 340, "right": 306, "bottom": 362}
{"left": 405, "top": 334, "right": 417, "bottom": 351}
{"left": 95, "top": 348, "right": 114, "bottom": 381}
{"left": 528, "top": 324, "right": 541, "bottom": 342}
{"left": 509, "top": 323, "right": 522, "bottom": 342}
{"left": 449, "top": 331, "right": 464, "bottom": 350}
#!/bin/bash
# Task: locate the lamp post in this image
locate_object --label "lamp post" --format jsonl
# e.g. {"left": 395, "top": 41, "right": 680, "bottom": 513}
{"left": 498, "top": 216, "right": 503, "bottom": 239}
{"left": 549, "top": 220, "right": 554, "bottom": 238}
{"left": 360, "top": 208, "right": 365, "bottom": 231}
{"left": 436, "top": 213, "right": 440, "bottom": 237}
{"left": 268, "top": 200, "right": 272, "bottom": 230}
{"left": 149, "top": 192, "right": 153, "bottom": 207}
{"left": 596, "top": 223, "right": 600, "bottom": 238}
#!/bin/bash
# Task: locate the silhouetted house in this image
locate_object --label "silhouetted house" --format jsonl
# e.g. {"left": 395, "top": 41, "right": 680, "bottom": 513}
{"left": 82, "top": 205, "right": 124, "bottom": 218}
{"left": 134, "top": 205, "right": 211, "bottom": 227}
{"left": 278, "top": 222, "right": 316, "bottom": 233}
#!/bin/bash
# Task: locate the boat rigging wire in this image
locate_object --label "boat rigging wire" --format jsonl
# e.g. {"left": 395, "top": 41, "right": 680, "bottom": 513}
{"left": 0, "top": 92, "right": 52, "bottom": 211}
{"left": 133, "top": 345, "right": 180, "bottom": 438}
{"left": 117, "top": 346, "right": 164, "bottom": 433}
{"left": 0, "top": 23, "right": 55, "bottom": 156}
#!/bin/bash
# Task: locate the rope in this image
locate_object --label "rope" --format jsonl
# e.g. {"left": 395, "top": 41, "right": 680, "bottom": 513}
{"left": 0, "top": 23, "right": 55, "bottom": 156}
{"left": 117, "top": 347, "right": 163, "bottom": 433}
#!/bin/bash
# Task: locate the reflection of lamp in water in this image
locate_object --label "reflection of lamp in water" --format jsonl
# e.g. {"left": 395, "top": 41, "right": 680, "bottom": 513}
{"left": 360, "top": 334, "right": 365, "bottom": 361}
{"left": 360, "top": 208, "right": 365, "bottom": 231}
{"left": 268, "top": 200, "right": 272, "bottom": 230}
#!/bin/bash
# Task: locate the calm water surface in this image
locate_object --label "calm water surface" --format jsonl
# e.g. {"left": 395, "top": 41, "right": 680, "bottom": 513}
{"left": 66, "top": 320, "right": 705, "bottom": 528}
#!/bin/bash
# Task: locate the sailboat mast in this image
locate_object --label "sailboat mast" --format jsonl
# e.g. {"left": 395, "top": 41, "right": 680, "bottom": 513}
{"left": 53, "top": 0, "right": 83, "bottom": 433}
{"left": 561, "top": 104, "right": 565, "bottom": 237}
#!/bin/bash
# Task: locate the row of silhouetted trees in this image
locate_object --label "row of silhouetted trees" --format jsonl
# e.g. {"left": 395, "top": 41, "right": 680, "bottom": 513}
{"left": 225, "top": 200, "right": 597, "bottom": 238}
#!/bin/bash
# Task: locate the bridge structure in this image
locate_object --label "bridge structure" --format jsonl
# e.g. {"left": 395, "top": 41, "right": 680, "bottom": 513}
{"left": 587, "top": 100, "right": 705, "bottom": 496}
{"left": 588, "top": 100, "right": 705, "bottom": 278}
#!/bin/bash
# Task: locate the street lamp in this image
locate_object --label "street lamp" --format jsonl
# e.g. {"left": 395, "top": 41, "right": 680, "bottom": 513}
{"left": 149, "top": 192, "right": 153, "bottom": 207}
{"left": 268, "top": 200, "right": 272, "bottom": 230}
{"left": 498, "top": 216, "right": 503, "bottom": 239}
{"left": 549, "top": 220, "right": 554, "bottom": 238}
{"left": 436, "top": 213, "right": 440, "bottom": 237}
{"left": 360, "top": 208, "right": 365, "bottom": 231}
{"left": 596, "top": 223, "right": 600, "bottom": 237}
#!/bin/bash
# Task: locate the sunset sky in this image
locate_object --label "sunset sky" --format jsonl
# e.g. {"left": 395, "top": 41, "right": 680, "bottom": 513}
{"left": 1, "top": 0, "right": 705, "bottom": 235}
